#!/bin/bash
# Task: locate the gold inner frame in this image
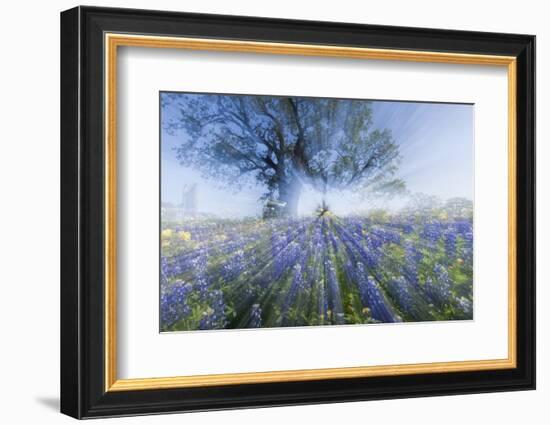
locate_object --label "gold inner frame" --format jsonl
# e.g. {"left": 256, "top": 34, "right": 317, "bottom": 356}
{"left": 104, "top": 33, "right": 517, "bottom": 392}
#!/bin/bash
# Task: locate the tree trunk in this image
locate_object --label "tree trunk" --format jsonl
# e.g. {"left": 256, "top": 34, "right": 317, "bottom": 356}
{"left": 278, "top": 179, "right": 302, "bottom": 216}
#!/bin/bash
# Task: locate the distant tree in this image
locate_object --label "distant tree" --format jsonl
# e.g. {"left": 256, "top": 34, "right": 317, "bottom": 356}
{"left": 163, "top": 93, "right": 403, "bottom": 216}
{"left": 404, "top": 193, "right": 442, "bottom": 216}
{"left": 443, "top": 197, "right": 473, "bottom": 218}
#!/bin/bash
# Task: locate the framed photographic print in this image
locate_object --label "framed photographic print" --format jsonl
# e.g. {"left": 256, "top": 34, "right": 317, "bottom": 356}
{"left": 60, "top": 6, "right": 535, "bottom": 419}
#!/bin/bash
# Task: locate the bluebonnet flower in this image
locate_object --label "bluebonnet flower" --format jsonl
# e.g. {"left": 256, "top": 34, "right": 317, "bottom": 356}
{"left": 444, "top": 228, "right": 457, "bottom": 258}
{"left": 192, "top": 248, "right": 210, "bottom": 300}
{"left": 199, "top": 289, "right": 227, "bottom": 330}
{"left": 396, "top": 240, "right": 421, "bottom": 289}
{"left": 324, "top": 257, "right": 344, "bottom": 322}
{"left": 388, "top": 276, "right": 414, "bottom": 315}
{"left": 160, "top": 280, "right": 192, "bottom": 328}
{"left": 356, "top": 263, "right": 399, "bottom": 323}
{"left": 422, "top": 222, "right": 443, "bottom": 245}
{"left": 249, "top": 304, "right": 262, "bottom": 328}
{"left": 457, "top": 297, "right": 473, "bottom": 315}
{"left": 160, "top": 210, "right": 472, "bottom": 330}
{"left": 222, "top": 249, "right": 246, "bottom": 282}
{"left": 424, "top": 264, "right": 452, "bottom": 307}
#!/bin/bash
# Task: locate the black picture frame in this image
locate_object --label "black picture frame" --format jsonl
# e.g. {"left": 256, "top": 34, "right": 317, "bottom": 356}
{"left": 61, "top": 5, "right": 535, "bottom": 419}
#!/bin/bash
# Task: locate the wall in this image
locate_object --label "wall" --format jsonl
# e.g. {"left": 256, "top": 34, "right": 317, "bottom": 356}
{"left": 0, "top": 0, "right": 545, "bottom": 423}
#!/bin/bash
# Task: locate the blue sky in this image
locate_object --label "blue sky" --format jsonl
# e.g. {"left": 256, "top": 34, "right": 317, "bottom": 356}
{"left": 161, "top": 95, "right": 473, "bottom": 218}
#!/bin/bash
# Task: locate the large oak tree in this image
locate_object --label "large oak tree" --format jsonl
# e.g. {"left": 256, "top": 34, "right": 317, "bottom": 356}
{"left": 163, "top": 93, "right": 403, "bottom": 216}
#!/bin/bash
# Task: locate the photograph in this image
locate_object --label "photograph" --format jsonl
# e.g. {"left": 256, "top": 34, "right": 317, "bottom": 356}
{"left": 57, "top": 4, "right": 536, "bottom": 419}
{"left": 159, "top": 92, "right": 474, "bottom": 331}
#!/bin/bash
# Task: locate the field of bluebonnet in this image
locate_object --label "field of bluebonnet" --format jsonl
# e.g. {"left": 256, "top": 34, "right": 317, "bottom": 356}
{"left": 160, "top": 207, "right": 473, "bottom": 332}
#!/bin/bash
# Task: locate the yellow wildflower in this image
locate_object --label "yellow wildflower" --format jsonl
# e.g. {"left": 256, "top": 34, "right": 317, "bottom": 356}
{"left": 178, "top": 231, "right": 192, "bottom": 241}
{"left": 161, "top": 229, "right": 173, "bottom": 239}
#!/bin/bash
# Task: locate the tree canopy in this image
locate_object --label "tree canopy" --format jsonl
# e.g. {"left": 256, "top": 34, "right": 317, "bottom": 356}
{"left": 162, "top": 93, "right": 403, "bottom": 216}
